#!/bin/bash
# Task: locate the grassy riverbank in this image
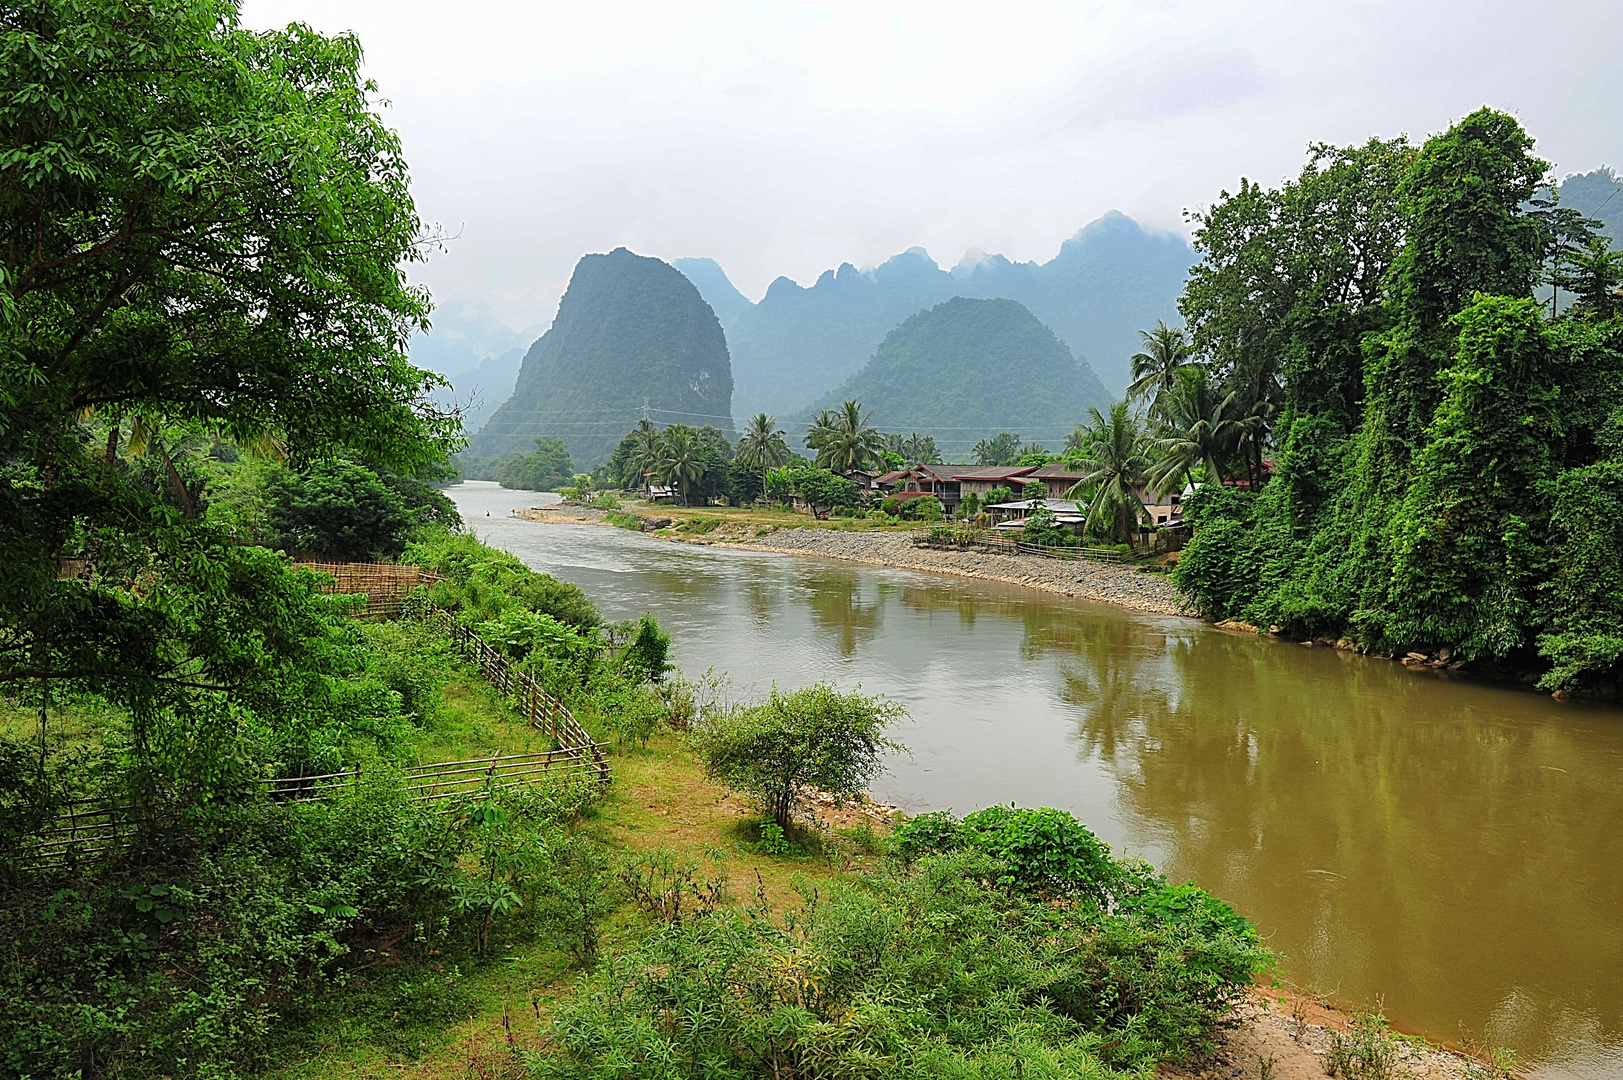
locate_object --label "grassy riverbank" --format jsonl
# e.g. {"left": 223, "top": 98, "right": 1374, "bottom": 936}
{"left": 5, "top": 534, "right": 1276, "bottom": 1079}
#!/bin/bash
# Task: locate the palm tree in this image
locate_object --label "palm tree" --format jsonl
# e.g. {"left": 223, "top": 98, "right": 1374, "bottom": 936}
{"left": 1126, "top": 321, "right": 1194, "bottom": 417}
{"left": 806, "top": 400, "right": 885, "bottom": 473}
{"left": 655, "top": 424, "right": 705, "bottom": 506}
{"left": 1065, "top": 403, "right": 1150, "bottom": 543}
{"left": 1224, "top": 351, "right": 1281, "bottom": 489}
{"left": 621, "top": 418, "right": 661, "bottom": 491}
{"left": 735, "top": 412, "right": 789, "bottom": 502}
{"left": 1145, "top": 368, "right": 1239, "bottom": 493}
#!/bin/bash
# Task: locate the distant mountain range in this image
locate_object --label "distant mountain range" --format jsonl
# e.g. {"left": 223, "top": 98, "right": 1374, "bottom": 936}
{"left": 671, "top": 258, "right": 754, "bottom": 326}
{"left": 1559, "top": 167, "right": 1623, "bottom": 243}
{"left": 692, "top": 211, "right": 1192, "bottom": 421}
{"left": 795, "top": 297, "right": 1113, "bottom": 458}
{"left": 468, "top": 248, "right": 733, "bottom": 467}
{"left": 408, "top": 289, "right": 542, "bottom": 438}
{"left": 420, "top": 180, "right": 1618, "bottom": 458}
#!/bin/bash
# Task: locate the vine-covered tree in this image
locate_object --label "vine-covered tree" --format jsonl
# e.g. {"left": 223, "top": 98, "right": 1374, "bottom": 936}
{"left": 1170, "top": 108, "right": 1623, "bottom": 694}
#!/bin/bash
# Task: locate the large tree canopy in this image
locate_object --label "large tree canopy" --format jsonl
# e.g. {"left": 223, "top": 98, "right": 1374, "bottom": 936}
{"left": 1171, "top": 108, "right": 1623, "bottom": 694}
{"left": 0, "top": 0, "right": 458, "bottom": 788}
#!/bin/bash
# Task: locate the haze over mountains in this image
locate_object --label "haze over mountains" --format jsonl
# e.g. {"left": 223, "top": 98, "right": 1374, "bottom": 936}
{"left": 712, "top": 212, "right": 1192, "bottom": 419}
{"left": 416, "top": 169, "right": 1621, "bottom": 456}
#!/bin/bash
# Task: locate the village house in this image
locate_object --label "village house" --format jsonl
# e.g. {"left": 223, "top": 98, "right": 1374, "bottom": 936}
{"left": 1026, "top": 462, "right": 1092, "bottom": 500}
{"left": 877, "top": 464, "right": 1042, "bottom": 515}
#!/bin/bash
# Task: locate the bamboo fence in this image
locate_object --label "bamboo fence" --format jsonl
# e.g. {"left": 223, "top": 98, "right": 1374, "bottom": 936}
{"left": 293, "top": 561, "right": 442, "bottom": 617}
{"left": 16, "top": 563, "right": 610, "bottom": 873}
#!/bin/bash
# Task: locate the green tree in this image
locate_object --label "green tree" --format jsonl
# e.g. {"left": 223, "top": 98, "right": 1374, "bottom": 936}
{"left": 735, "top": 413, "right": 789, "bottom": 502}
{"left": 690, "top": 684, "right": 906, "bottom": 831}
{"left": 499, "top": 437, "right": 575, "bottom": 491}
{"left": 1065, "top": 404, "right": 1149, "bottom": 542}
{"left": 890, "top": 431, "right": 941, "bottom": 464}
{"left": 1126, "top": 321, "right": 1195, "bottom": 416}
{"left": 265, "top": 460, "right": 415, "bottom": 561}
{"left": 972, "top": 432, "right": 1024, "bottom": 465}
{"left": 654, "top": 425, "right": 705, "bottom": 506}
{"left": 794, "top": 470, "right": 861, "bottom": 516}
{"left": 1558, "top": 237, "right": 1623, "bottom": 318}
{"left": 806, "top": 400, "right": 885, "bottom": 473}
{"left": 1146, "top": 368, "right": 1237, "bottom": 493}
{"left": 0, "top": 0, "right": 456, "bottom": 789}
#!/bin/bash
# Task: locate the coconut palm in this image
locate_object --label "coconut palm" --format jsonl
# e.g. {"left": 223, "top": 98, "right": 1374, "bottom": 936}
{"left": 1126, "top": 321, "right": 1195, "bottom": 417}
{"left": 1064, "top": 402, "right": 1150, "bottom": 543}
{"left": 1145, "top": 368, "right": 1239, "bottom": 493}
{"left": 655, "top": 424, "right": 705, "bottom": 506}
{"left": 620, "top": 418, "right": 661, "bottom": 491}
{"left": 1224, "top": 351, "right": 1281, "bottom": 489}
{"left": 735, "top": 412, "right": 789, "bottom": 502}
{"left": 806, "top": 400, "right": 885, "bottom": 473}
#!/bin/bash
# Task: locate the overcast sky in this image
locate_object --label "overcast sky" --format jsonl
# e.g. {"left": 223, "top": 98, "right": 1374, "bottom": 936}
{"left": 241, "top": 0, "right": 1622, "bottom": 339}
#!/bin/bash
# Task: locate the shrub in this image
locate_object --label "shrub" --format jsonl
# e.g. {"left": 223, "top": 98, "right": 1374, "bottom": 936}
{"left": 962, "top": 804, "right": 1116, "bottom": 901}
{"left": 617, "top": 613, "right": 672, "bottom": 685}
{"left": 690, "top": 684, "right": 907, "bottom": 831}
{"left": 405, "top": 531, "right": 600, "bottom": 629}
{"left": 616, "top": 848, "right": 729, "bottom": 925}
{"left": 531, "top": 842, "right": 1269, "bottom": 1078}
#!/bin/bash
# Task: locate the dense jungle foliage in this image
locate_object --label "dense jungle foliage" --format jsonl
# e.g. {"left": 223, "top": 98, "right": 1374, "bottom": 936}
{"left": 0, "top": 530, "right": 662, "bottom": 1077}
{"left": 1170, "top": 109, "right": 1623, "bottom": 694}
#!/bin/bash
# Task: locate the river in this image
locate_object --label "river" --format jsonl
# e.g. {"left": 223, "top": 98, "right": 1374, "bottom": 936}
{"left": 448, "top": 481, "right": 1623, "bottom": 1078}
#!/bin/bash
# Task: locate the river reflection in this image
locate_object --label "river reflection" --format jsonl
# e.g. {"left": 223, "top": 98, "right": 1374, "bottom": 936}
{"left": 448, "top": 483, "right": 1623, "bottom": 1078}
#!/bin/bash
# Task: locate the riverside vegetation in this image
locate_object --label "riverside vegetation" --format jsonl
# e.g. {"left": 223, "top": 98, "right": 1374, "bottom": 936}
{"left": 0, "top": 4, "right": 1268, "bottom": 1075}
{"left": 2, "top": 527, "right": 1271, "bottom": 1078}
{"left": 1163, "top": 110, "right": 1623, "bottom": 695}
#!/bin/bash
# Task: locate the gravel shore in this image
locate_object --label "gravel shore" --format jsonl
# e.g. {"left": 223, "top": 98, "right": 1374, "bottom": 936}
{"left": 512, "top": 505, "right": 1190, "bottom": 617}
{"left": 708, "top": 528, "right": 1190, "bottom": 616}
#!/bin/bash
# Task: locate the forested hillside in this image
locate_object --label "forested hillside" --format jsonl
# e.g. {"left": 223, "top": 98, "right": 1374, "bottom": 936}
{"left": 1172, "top": 110, "right": 1623, "bottom": 696}
{"left": 727, "top": 212, "right": 1191, "bottom": 419}
{"left": 471, "top": 248, "right": 734, "bottom": 467}
{"left": 798, "top": 298, "right": 1112, "bottom": 458}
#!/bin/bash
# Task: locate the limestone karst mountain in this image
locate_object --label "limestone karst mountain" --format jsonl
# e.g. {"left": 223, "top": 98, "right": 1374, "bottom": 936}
{"left": 471, "top": 248, "right": 733, "bottom": 467}
{"left": 797, "top": 297, "right": 1112, "bottom": 459}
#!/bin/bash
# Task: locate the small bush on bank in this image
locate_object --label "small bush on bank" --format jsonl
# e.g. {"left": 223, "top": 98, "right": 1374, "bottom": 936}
{"left": 689, "top": 683, "right": 907, "bottom": 831}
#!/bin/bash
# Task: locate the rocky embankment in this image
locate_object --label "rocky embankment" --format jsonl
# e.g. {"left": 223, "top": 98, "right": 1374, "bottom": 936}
{"left": 714, "top": 528, "right": 1187, "bottom": 617}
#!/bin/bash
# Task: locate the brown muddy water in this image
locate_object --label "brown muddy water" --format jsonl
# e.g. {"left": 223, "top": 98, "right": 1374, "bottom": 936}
{"left": 450, "top": 483, "right": 1623, "bottom": 1078}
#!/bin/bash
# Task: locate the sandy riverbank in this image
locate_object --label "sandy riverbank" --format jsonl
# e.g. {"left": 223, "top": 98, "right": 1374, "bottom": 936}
{"left": 513, "top": 505, "right": 1190, "bottom": 618}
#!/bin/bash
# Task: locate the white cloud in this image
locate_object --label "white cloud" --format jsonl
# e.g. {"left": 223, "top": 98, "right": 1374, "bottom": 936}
{"left": 242, "top": 0, "right": 1623, "bottom": 340}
